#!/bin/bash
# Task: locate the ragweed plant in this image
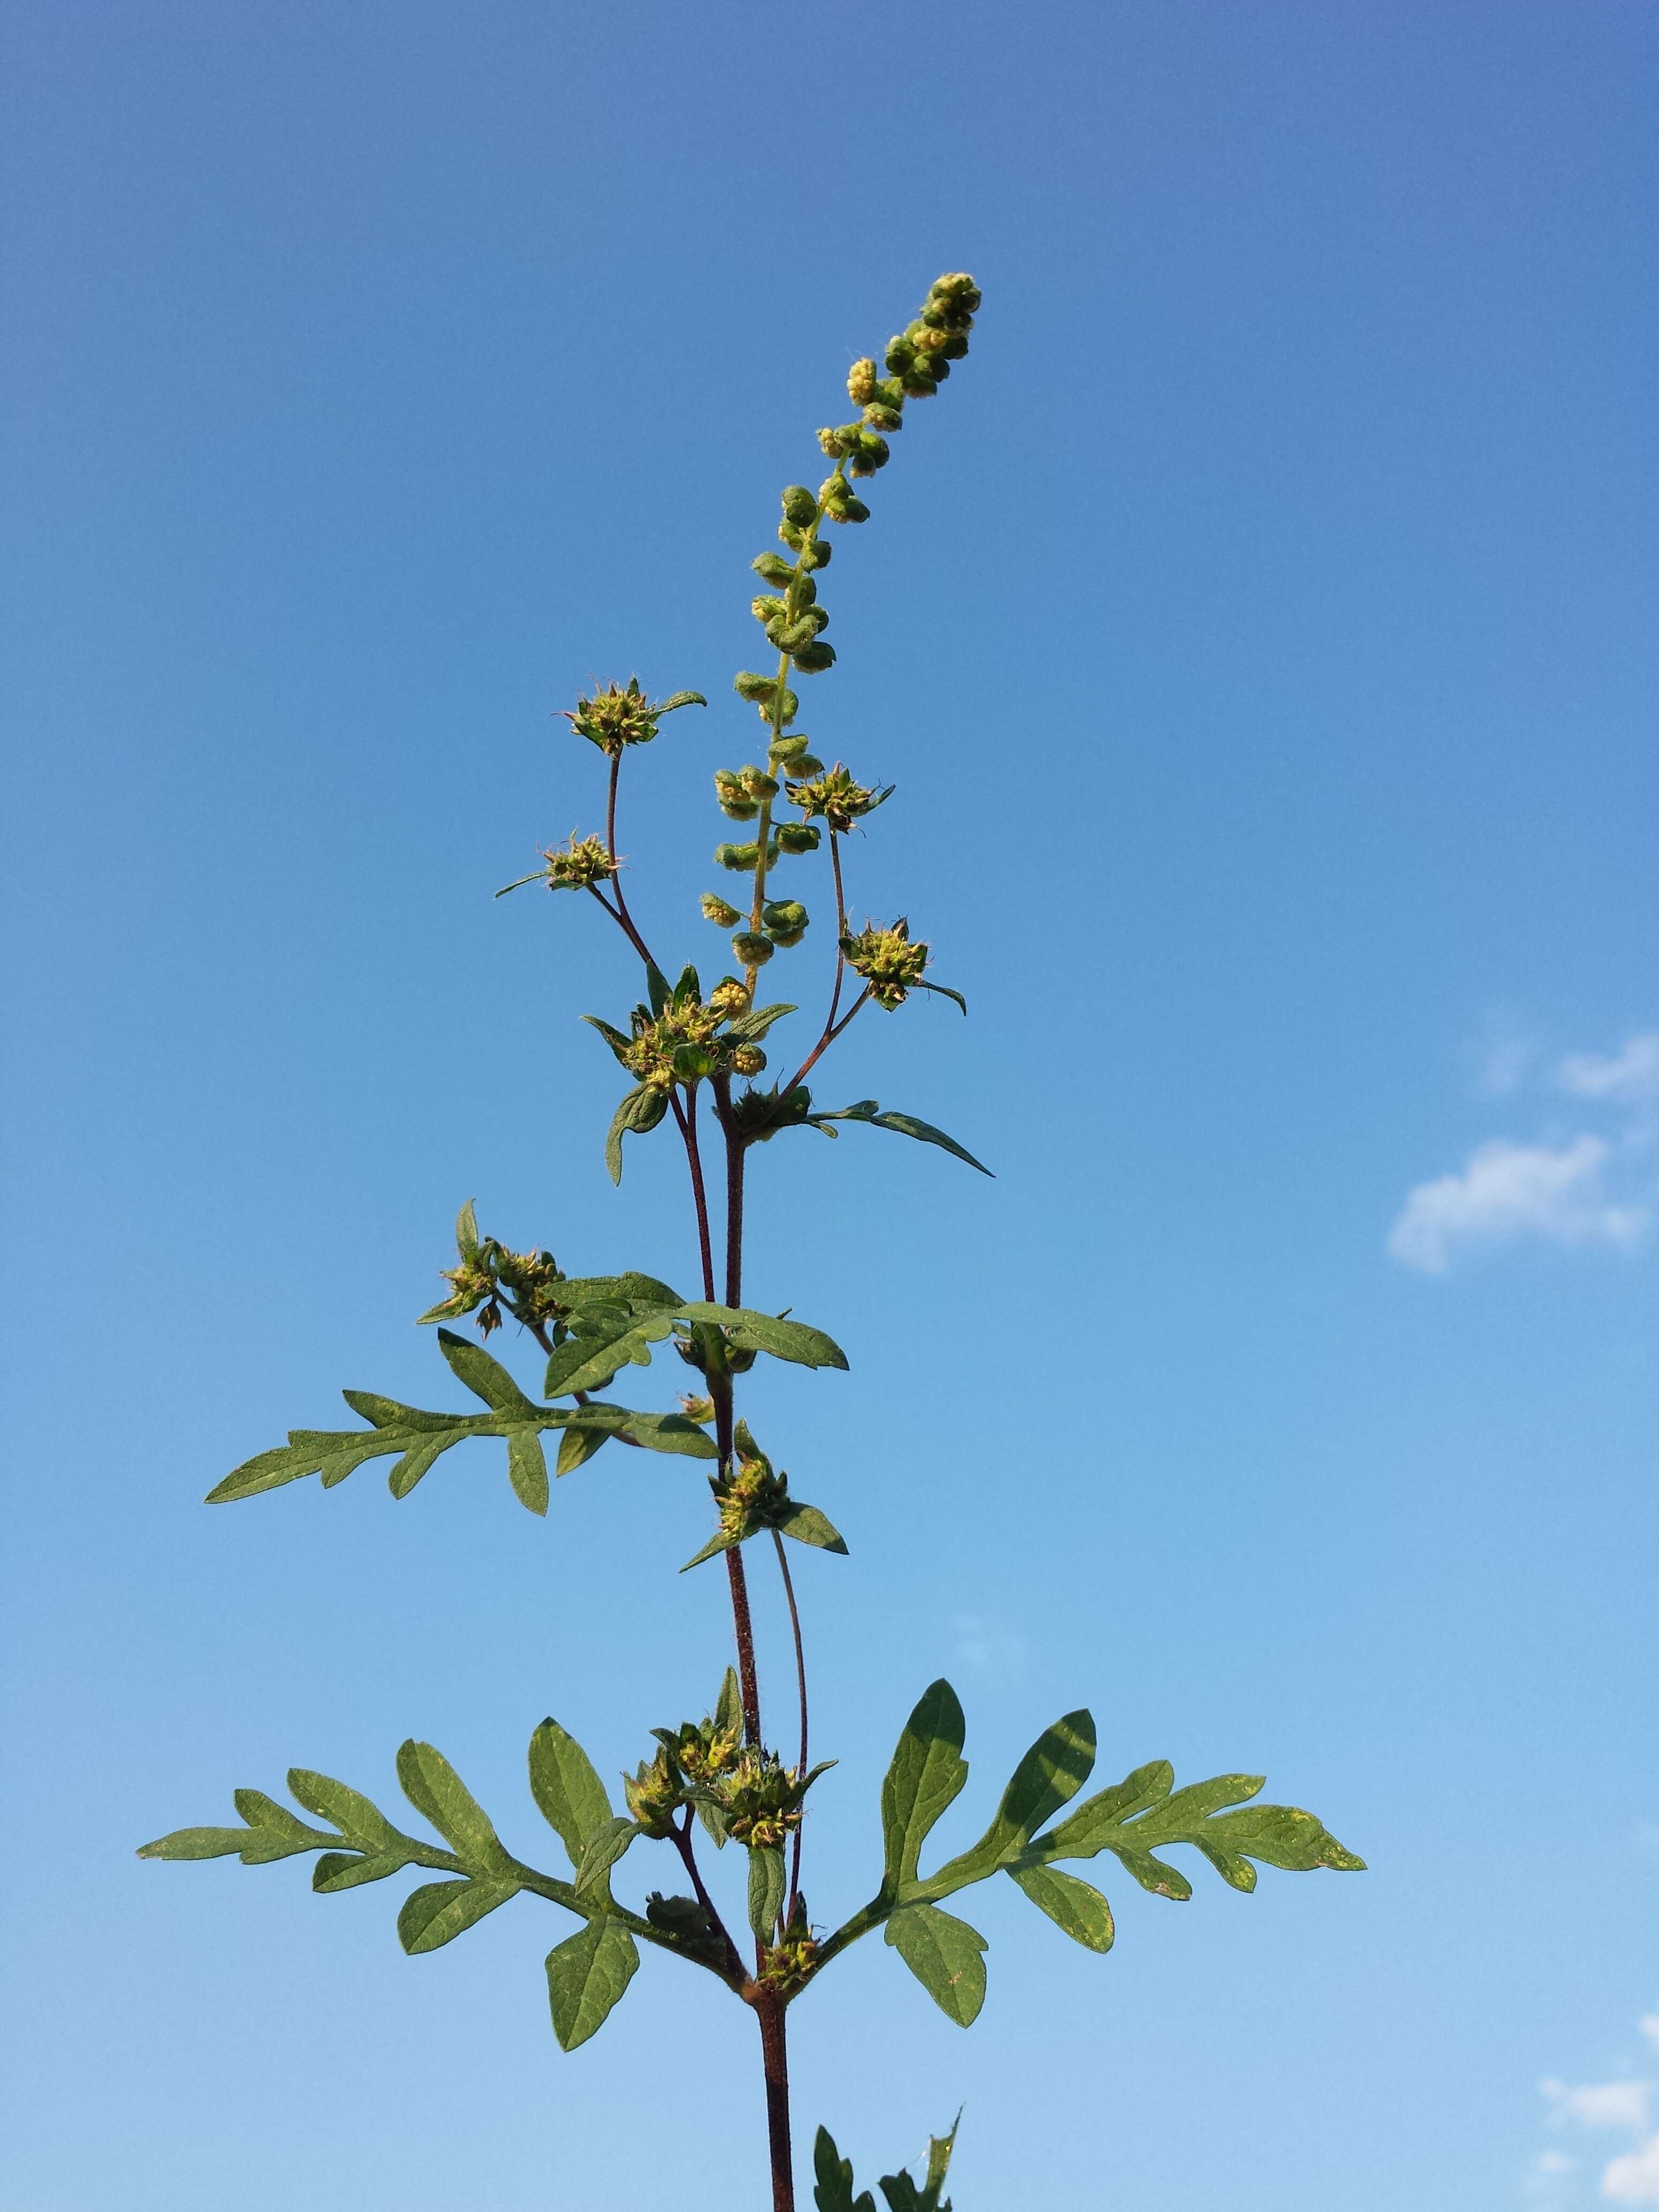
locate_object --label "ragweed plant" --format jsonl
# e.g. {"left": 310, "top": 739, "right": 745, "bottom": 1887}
{"left": 142, "top": 273, "right": 1363, "bottom": 2212}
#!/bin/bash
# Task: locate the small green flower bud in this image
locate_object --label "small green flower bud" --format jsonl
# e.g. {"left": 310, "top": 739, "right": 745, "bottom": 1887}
{"left": 678, "top": 1392, "right": 715, "bottom": 1425}
{"left": 817, "top": 426, "right": 849, "bottom": 458}
{"left": 791, "top": 571, "right": 818, "bottom": 606}
{"left": 790, "top": 639, "right": 837, "bottom": 672}
{"left": 739, "top": 764, "right": 780, "bottom": 799}
{"left": 713, "top": 770, "right": 760, "bottom": 821}
{"left": 734, "top": 670, "right": 776, "bottom": 703}
{"left": 731, "top": 1043, "right": 767, "bottom": 1075}
{"left": 863, "top": 403, "right": 903, "bottom": 434}
{"left": 885, "top": 334, "right": 916, "bottom": 375}
{"left": 732, "top": 931, "right": 774, "bottom": 967}
{"left": 701, "top": 893, "right": 743, "bottom": 927}
{"left": 708, "top": 977, "right": 751, "bottom": 1019}
{"left": 761, "top": 900, "right": 808, "bottom": 947}
{"left": 930, "top": 271, "right": 982, "bottom": 312}
{"left": 751, "top": 552, "right": 795, "bottom": 586}
{"left": 781, "top": 484, "right": 818, "bottom": 527}
{"left": 798, "top": 538, "right": 831, "bottom": 571}
{"left": 773, "top": 820, "right": 821, "bottom": 854}
{"left": 751, "top": 593, "right": 788, "bottom": 626}
{"left": 846, "top": 432, "right": 890, "bottom": 479}
{"left": 715, "top": 841, "right": 761, "bottom": 871}
{"left": 768, "top": 732, "right": 812, "bottom": 764}
{"left": 937, "top": 331, "right": 969, "bottom": 361}
{"left": 827, "top": 499, "right": 869, "bottom": 526}
{"left": 847, "top": 357, "right": 878, "bottom": 405}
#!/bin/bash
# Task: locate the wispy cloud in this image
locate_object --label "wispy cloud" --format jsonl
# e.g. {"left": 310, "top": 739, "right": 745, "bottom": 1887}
{"left": 1542, "top": 2079, "right": 1652, "bottom": 2132}
{"left": 951, "top": 1612, "right": 1025, "bottom": 1679}
{"left": 1604, "top": 2136, "right": 1659, "bottom": 2205}
{"left": 1534, "top": 2008, "right": 1659, "bottom": 2206}
{"left": 1390, "top": 1028, "right": 1657, "bottom": 1274}
{"left": 1388, "top": 1135, "right": 1647, "bottom": 1274}
{"left": 1559, "top": 1035, "right": 1659, "bottom": 1104}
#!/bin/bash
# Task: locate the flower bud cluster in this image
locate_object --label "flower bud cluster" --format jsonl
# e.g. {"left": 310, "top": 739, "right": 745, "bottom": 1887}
{"left": 421, "top": 1228, "right": 569, "bottom": 1338}
{"left": 535, "top": 832, "right": 616, "bottom": 891}
{"left": 562, "top": 677, "right": 705, "bottom": 755}
{"left": 614, "top": 978, "right": 757, "bottom": 1092}
{"left": 708, "top": 1419, "right": 791, "bottom": 1546}
{"left": 786, "top": 764, "right": 893, "bottom": 835}
{"left": 759, "top": 1896, "right": 819, "bottom": 1992}
{"left": 840, "top": 918, "right": 930, "bottom": 1010}
{"left": 719, "top": 1747, "right": 814, "bottom": 1849}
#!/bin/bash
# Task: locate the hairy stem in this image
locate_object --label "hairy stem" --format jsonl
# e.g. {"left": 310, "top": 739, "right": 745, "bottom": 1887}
{"left": 756, "top": 1990, "right": 796, "bottom": 2212}
{"left": 670, "top": 1088, "right": 717, "bottom": 1302}
{"left": 672, "top": 1814, "right": 748, "bottom": 1983}
{"left": 823, "top": 827, "right": 848, "bottom": 1032}
{"left": 709, "top": 1364, "right": 763, "bottom": 1748}
{"left": 781, "top": 984, "right": 872, "bottom": 1098}
{"left": 772, "top": 1529, "right": 810, "bottom": 1917}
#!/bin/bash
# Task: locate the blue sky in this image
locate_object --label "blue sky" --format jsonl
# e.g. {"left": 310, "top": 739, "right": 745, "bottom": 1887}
{"left": 2, "top": 4, "right": 1655, "bottom": 2207}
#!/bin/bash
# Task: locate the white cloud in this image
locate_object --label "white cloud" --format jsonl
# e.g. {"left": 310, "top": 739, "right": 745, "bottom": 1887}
{"left": 1643, "top": 2019, "right": 1659, "bottom": 2058}
{"left": 1388, "top": 1135, "right": 1649, "bottom": 1273}
{"left": 1543, "top": 2078, "right": 1653, "bottom": 2131}
{"left": 1603, "top": 2134, "right": 1659, "bottom": 2204}
{"left": 951, "top": 1613, "right": 1025, "bottom": 1678}
{"left": 1559, "top": 1035, "right": 1659, "bottom": 1103}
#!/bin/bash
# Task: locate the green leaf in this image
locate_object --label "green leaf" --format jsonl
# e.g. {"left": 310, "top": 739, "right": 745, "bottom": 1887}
{"left": 618, "top": 1410, "right": 719, "bottom": 1460}
{"left": 506, "top": 1425, "right": 549, "bottom": 1514}
{"left": 808, "top": 1101, "right": 991, "bottom": 1176}
{"left": 655, "top": 689, "right": 708, "bottom": 715}
{"left": 922, "top": 2118, "right": 960, "bottom": 2205}
{"left": 397, "top": 1877, "right": 518, "bottom": 1954}
{"left": 680, "top": 1525, "right": 741, "bottom": 1572}
{"left": 813, "top": 2128, "right": 878, "bottom": 2212}
{"left": 672, "top": 1303, "right": 848, "bottom": 1370}
{"left": 1035, "top": 1760, "right": 1365, "bottom": 1892}
{"left": 881, "top": 1682, "right": 969, "bottom": 1896}
{"left": 575, "top": 1814, "right": 639, "bottom": 1896}
{"left": 914, "top": 980, "right": 967, "bottom": 1015}
{"left": 1007, "top": 1863, "right": 1115, "bottom": 1952}
{"left": 208, "top": 1348, "right": 707, "bottom": 1507}
{"left": 455, "top": 1199, "right": 480, "bottom": 1256}
{"left": 556, "top": 1424, "right": 609, "bottom": 1476}
{"left": 528, "top": 1720, "right": 615, "bottom": 1869}
{"left": 581, "top": 1014, "right": 634, "bottom": 1066}
{"left": 748, "top": 1843, "right": 786, "bottom": 1940}
{"left": 138, "top": 1826, "right": 263, "bottom": 1862}
{"left": 436, "top": 1329, "right": 539, "bottom": 1415}
{"left": 557, "top": 1272, "right": 685, "bottom": 1309}
{"left": 543, "top": 1305, "right": 678, "bottom": 1398}
{"left": 723, "top": 1001, "right": 798, "bottom": 1045}
{"left": 1039, "top": 1759, "right": 1173, "bottom": 1854}
{"left": 312, "top": 1850, "right": 408, "bottom": 1893}
{"left": 884, "top": 1903, "right": 987, "bottom": 2027}
{"left": 712, "top": 1666, "right": 742, "bottom": 1739}
{"left": 545, "top": 1917, "right": 640, "bottom": 2051}
{"left": 286, "top": 1770, "right": 400, "bottom": 1852}
{"left": 395, "top": 1741, "right": 509, "bottom": 1870}
{"left": 940, "top": 1710, "right": 1095, "bottom": 1880}
{"left": 776, "top": 1500, "right": 848, "bottom": 1554}
{"left": 605, "top": 1083, "right": 669, "bottom": 1184}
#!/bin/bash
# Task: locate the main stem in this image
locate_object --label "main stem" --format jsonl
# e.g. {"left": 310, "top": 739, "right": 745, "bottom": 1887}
{"left": 756, "top": 1991, "right": 795, "bottom": 2212}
